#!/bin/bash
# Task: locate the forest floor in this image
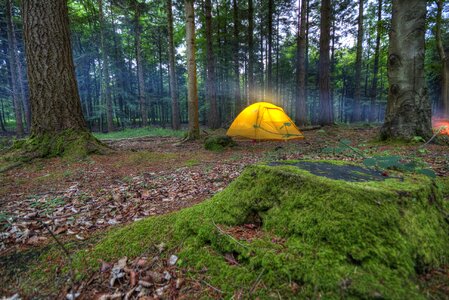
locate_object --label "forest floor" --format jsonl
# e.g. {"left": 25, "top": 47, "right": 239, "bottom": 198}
{"left": 1, "top": 125, "right": 449, "bottom": 299}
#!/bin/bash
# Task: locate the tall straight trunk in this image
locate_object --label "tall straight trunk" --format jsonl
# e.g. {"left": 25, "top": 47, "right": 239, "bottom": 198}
{"left": 353, "top": 0, "right": 364, "bottom": 122}
{"left": 295, "top": 0, "right": 308, "bottom": 126}
{"left": 369, "top": 0, "right": 382, "bottom": 122}
{"left": 22, "top": 0, "right": 88, "bottom": 135}
{"left": 267, "top": 0, "right": 273, "bottom": 94}
{"left": 247, "top": 0, "right": 254, "bottom": 104}
{"left": 381, "top": 0, "right": 431, "bottom": 140}
{"left": 232, "top": 0, "right": 241, "bottom": 113}
{"left": 305, "top": 0, "right": 311, "bottom": 123}
{"left": 166, "top": 0, "right": 180, "bottom": 129}
{"left": 205, "top": 0, "right": 219, "bottom": 129}
{"left": 6, "top": 0, "right": 24, "bottom": 136}
{"left": 134, "top": 6, "right": 147, "bottom": 126}
{"left": 99, "top": 0, "right": 114, "bottom": 132}
{"left": 185, "top": 0, "right": 199, "bottom": 138}
{"left": 435, "top": 0, "right": 449, "bottom": 118}
{"left": 318, "top": 0, "right": 333, "bottom": 125}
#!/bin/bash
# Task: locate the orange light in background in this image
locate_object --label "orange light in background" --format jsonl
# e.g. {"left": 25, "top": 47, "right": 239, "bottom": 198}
{"left": 432, "top": 118, "right": 449, "bottom": 136}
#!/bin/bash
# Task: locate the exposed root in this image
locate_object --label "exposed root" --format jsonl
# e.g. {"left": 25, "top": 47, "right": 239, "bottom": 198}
{"left": 1, "top": 130, "right": 112, "bottom": 169}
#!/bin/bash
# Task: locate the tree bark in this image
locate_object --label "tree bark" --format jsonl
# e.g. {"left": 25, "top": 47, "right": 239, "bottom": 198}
{"left": 267, "top": 0, "right": 273, "bottom": 95}
{"left": 22, "top": 0, "right": 88, "bottom": 134}
{"left": 98, "top": 0, "right": 114, "bottom": 132}
{"left": 6, "top": 0, "right": 24, "bottom": 136}
{"left": 295, "top": 0, "right": 308, "bottom": 126}
{"left": 21, "top": 0, "right": 106, "bottom": 157}
{"left": 353, "top": 0, "right": 364, "bottom": 122}
{"left": 166, "top": 0, "right": 181, "bottom": 130}
{"left": 381, "top": 0, "right": 431, "bottom": 140}
{"left": 232, "top": 0, "right": 241, "bottom": 113}
{"left": 205, "top": 0, "right": 220, "bottom": 129}
{"left": 435, "top": 0, "right": 449, "bottom": 118}
{"left": 247, "top": 0, "right": 254, "bottom": 105}
{"left": 134, "top": 4, "right": 147, "bottom": 126}
{"left": 185, "top": 0, "right": 199, "bottom": 139}
{"left": 318, "top": 0, "right": 333, "bottom": 125}
{"left": 369, "top": 0, "right": 382, "bottom": 122}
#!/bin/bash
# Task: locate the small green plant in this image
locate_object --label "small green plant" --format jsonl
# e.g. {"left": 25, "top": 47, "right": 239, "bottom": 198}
{"left": 204, "top": 136, "right": 236, "bottom": 151}
{"left": 29, "top": 197, "right": 66, "bottom": 214}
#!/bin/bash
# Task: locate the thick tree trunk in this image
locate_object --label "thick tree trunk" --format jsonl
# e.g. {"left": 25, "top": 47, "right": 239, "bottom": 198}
{"left": 22, "top": 0, "right": 105, "bottom": 157}
{"left": 98, "top": 0, "right": 114, "bottom": 132}
{"left": 247, "top": 0, "right": 254, "bottom": 105}
{"left": 166, "top": 0, "right": 180, "bottom": 130}
{"left": 369, "top": 0, "right": 382, "bottom": 123}
{"left": 205, "top": 0, "right": 219, "bottom": 129}
{"left": 381, "top": 0, "right": 431, "bottom": 140}
{"left": 353, "top": 0, "right": 364, "bottom": 122}
{"left": 134, "top": 6, "right": 147, "bottom": 126}
{"left": 295, "top": 0, "right": 308, "bottom": 126}
{"left": 185, "top": 0, "right": 199, "bottom": 139}
{"left": 232, "top": 0, "right": 241, "bottom": 114}
{"left": 318, "top": 0, "right": 333, "bottom": 125}
{"left": 6, "top": 0, "right": 24, "bottom": 136}
{"left": 435, "top": 0, "right": 449, "bottom": 118}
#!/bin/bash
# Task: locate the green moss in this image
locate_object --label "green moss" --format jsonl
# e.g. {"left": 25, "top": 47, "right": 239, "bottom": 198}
{"left": 15, "top": 162, "right": 449, "bottom": 299}
{"left": 204, "top": 135, "right": 236, "bottom": 151}
{"left": 11, "top": 130, "right": 110, "bottom": 160}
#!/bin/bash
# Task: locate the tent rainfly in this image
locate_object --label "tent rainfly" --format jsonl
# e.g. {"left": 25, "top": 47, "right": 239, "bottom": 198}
{"left": 227, "top": 102, "right": 304, "bottom": 140}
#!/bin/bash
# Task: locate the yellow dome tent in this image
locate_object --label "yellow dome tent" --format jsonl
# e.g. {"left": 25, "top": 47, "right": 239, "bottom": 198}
{"left": 227, "top": 102, "right": 304, "bottom": 140}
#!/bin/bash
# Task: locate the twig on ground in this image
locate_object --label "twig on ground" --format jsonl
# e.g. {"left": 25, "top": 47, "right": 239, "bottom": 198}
{"left": 212, "top": 221, "right": 248, "bottom": 249}
{"left": 202, "top": 280, "right": 223, "bottom": 294}
{"left": 37, "top": 219, "right": 76, "bottom": 299}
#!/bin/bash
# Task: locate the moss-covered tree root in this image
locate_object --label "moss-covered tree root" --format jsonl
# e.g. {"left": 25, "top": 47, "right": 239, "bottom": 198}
{"left": 12, "top": 130, "right": 111, "bottom": 160}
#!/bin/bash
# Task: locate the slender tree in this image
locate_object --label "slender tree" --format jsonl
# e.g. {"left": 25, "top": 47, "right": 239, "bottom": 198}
{"left": 435, "top": 0, "right": 449, "bottom": 118}
{"left": 247, "top": 0, "right": 255, "bottom": 104}
{"left": 369, "top": 0, "right": 382, "bottom": 122}
{"left": 295, "top": 0, "right": 308, "bottom": 126}
{"left": 22, "top": 0, "right": 105, "bottom": 156}
{"left": 318, "top": 0, "right": 333, "bottom": 125}
{"left": 232, "top": 0, "right": 241, "bottom": 113}
{"left": 185, "top": 0, "right": 199, "bottom": 138}
{"left": 381, "top": 0, "right": 431, "bottom": 139}
{"left": 98, "top": 0, "right": 114, "bottom": 132}
{"left": 167, "top": 0, "right": 180, "bottom": 129}
{"left": 205, "top": 0, "right": 220, "bottom": 129}
{"left": 133, "top": 2, "right": 147, "bottom": 126}
{"left": 353, "top": 0, "right": 364, "bottom": 122}
{"left": 6, "top": 0, "right": 24, "bottom": 136}
{"left": 267, "top": 0, "right": 274, "bottom": 95}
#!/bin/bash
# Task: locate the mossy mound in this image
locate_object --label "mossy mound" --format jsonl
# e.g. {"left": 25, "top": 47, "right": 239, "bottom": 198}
{"left": 11, "top": 129, "right": 110, "bottom": 160}
{"left": 25, "top": 161, "right": 449, "bottom": 299}
{"left": 204, "top": 135, "right": 236, "bottom": 151}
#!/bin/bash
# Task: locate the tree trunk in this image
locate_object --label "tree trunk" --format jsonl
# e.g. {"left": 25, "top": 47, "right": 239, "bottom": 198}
{"left": 166, "top": 0, "right": 180, "bottom": 130}
{"left": 134, "top": 5, "right": 147, "bottom": 126}
{"left": 6, "top": 0, "right": 24, "bottom": 136}
{"left": 247, "top": 0, "right": 254, "bottom": 105}
{"left": 98, "top": 0, "right": 114, "bottom": 132}
{"left": 205, "top": 0, "right": 220, "bottom": 129}
{"left": 435, "top": 0, "right": 449, "bottom": 118}
{"left": 22, "top": 0, "right": 105, "bottom": 157}
{"left": 267, "top": 0, "right": 273, "bottom": 95}
{"left": 381, "top": 0, "right": 431, "bottom": 140}
{"left": 369, "top": 0, "right": 382, "bottom": 122}
{"left": 185, "top": 0, "right": 199, "bottom": 139}
{"left": 295, "top": 0, "right": 308, "bottom": 126}
{"left": 232, "top": 0, "right": 241, "bottom": 113}
{"left": 318, "top": 0, "right": 333, "bottom": 125}
{"left": 353, "top": 0, "right": 364, "bottom": 122}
